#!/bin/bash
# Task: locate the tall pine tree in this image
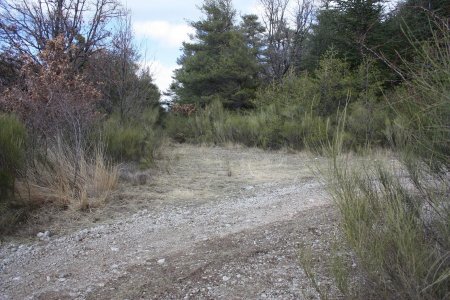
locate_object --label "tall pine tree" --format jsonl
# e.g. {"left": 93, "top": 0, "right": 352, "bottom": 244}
{"left": 171, "top": 0, "right": 261, "bottom": 109}
{"left": 304, "top": 0, "right": 385, "bottom": 69}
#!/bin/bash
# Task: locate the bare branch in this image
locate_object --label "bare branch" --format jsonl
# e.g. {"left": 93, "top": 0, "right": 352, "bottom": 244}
{"left": 0, "top": 0, "right": 122, "bottom": 68}
{"left": 259, "top": 0, "right": 292, "bottom": 80}
{"left": 291, "top": 0, "right": 315, "bottom": 70}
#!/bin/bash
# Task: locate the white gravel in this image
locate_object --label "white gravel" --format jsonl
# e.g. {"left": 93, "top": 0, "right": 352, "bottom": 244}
{"left": 0, "top": 180, "right": 329, "bottom": 299}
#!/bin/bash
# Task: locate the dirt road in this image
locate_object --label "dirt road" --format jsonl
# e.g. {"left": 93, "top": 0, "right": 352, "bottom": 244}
{"left": 0, "top": 144, "right": 336, "bottom": 299}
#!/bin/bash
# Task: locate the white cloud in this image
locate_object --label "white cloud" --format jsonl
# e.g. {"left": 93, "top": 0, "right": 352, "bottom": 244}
{"left": 141, "top": 60, "right": 177, "bottom": 94}
{"left": 133, "top": 21, "right": 194, "bottom": 48}
{"left": 246, "top": 1, "right": 265, "bottom": 17}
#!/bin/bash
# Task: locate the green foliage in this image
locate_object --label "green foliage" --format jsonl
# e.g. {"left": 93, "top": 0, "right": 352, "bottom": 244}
{"left": 330, "top": 156, "right": 449, "bottom": 299}
{"left": 0, "top": 114, "right": 26, "bottom": 234}
{"left": 0, "top": 114, "right": 26, "bottom": 202}
{"left": 166, "top": 99, "right": 332, "bottom": 151}
{"left": 346, "top": 101, "right": 388, "bottom": 147}
{"left": 390, "top": 19, "right": 450, "bottom": 170}
{"left": 381, "top": 0, "right": 450, "bottom": 72}
{"left": 103, "top": 108, "right": 162, "bottom": 166}
{"left": 254, "top": 70, "right": 317, "bottom": 110}
{"left": 168, "top": 52, "right": 391, "bottom": 152}
{"left": 240, "top": 14, "right": 265, "bottom": 61}
{"left": 171, "top": 0, "right": 261, "bottom": 109}
{"left": 313, "top": 51, "right": 355, "bottom": 116}
{"left": 328, "top": 20, "right": 450, "bottom": 299}
{"left": 304, "top": 0, "right": 384, "bottom": 70}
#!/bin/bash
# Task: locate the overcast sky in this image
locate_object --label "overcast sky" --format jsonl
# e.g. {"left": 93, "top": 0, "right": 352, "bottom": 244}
{"left": 122, "top": 0, "right": 263, "bottom": 95}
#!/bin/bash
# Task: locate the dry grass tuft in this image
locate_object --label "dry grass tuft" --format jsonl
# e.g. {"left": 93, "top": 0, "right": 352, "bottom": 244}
{"left": 16, "top": 141, "right": 118, "bottom": 210}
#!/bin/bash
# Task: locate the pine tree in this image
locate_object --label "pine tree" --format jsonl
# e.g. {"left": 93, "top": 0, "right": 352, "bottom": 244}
{"left": 240, "top": 14, "right": 265, "bottom": 64}
{"left": 304, "top": 0, "right": 385, "bottom": 69}
{"left": 171, "top": 0, "right": 261, "bottom": 109}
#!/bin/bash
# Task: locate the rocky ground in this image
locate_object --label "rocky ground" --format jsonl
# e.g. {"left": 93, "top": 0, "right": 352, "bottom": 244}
{"left": 0, "top": 144, "right": 340, "bottom": 299}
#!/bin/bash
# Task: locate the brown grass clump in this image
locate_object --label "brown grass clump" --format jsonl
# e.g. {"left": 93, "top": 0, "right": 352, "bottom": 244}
{"left": 17, "top": 140, "right": 118, "bottom": 211}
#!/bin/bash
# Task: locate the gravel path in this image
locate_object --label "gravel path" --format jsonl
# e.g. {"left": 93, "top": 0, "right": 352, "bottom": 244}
{"left": 0, "top": 145, "right": 335, "bottom": 299}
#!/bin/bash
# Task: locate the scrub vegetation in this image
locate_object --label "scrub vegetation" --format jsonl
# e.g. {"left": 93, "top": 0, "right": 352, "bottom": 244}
{"left": 0, "top": 0, "right": 448, "bottom": 298}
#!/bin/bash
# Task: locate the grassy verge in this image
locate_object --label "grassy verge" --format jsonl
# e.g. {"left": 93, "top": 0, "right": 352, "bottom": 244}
{"left": 298, "top": 17, "right": 450, "bottom": 300}
{"left": 327, "top": 154, "right": 449, "bottom": 299}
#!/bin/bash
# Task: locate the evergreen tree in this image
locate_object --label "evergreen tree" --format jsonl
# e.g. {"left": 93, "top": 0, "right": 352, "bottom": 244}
{"left": 171, "top": 0, "right": 260, "bottom": 109}
{"left": 381, "top": 0, "right": 450, "bottom": 72}
{"left": 240, "top": 14, "right": 265, "bottom": 64}
{"left": 304, "top": 0, "right": 385, "bottom": 69}
{"left": 335, "top": 0, "right": 385, "bottom": 63}
{"left": 303, "top": 7, "right": 342, "bottom": 70}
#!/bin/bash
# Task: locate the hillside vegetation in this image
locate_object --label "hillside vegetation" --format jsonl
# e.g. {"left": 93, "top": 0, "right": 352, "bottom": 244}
{"left": 0, "top": 0, "right": 448, "bottom": 298}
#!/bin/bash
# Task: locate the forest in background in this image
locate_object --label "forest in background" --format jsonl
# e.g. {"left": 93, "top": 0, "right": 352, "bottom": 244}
{"left": 167, "top": 0, "right": 448, "bottom": 153}
{"left": 0, "top": 0, "right": 449, "bottom": 298}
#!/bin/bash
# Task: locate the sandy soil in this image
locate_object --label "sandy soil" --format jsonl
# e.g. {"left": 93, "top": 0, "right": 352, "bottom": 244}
{"left": 0, "top": 144, "right": 338, "bottom": 299}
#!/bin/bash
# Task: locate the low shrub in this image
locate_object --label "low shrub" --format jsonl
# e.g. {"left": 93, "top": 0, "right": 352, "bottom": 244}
{"left": 329, "top": 156, "right": 449, "bottom": 299}
{"left": 0, "top": 114, "right": 26, "bottom": 202}
{"left": 225, "top": 113, "right": 265, "bottom": 147}
{"left": 166, "top": 100, "right": 336, "bottom": 151}
{"left": 103, "top": 107, "right": 162, "bottom": 166}
{"left": 0, "top": 114, "right": 27, "bottom": 232}
{"left": 166, "top": 52, "right": 392, "bottom": 152}
{"left": 327, "top": 20, "right": 450, "bottom": 298}
{"left": 346, "top": 101, "right": 389, "bottom": 148}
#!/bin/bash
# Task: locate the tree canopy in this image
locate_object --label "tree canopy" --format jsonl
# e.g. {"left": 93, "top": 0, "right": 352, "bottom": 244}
{"left": 171, "top": 0, "right": 262, "bottom": 109}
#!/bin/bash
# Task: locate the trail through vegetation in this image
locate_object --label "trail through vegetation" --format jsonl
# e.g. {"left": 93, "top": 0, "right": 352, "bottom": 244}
{"left": 1, "top": 144, "right": 338, "bottom": 299}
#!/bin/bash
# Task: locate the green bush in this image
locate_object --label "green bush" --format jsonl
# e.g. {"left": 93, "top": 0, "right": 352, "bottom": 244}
{"left": 328, "top": 19, "right": 450, "bottom": 299}
{"left": 254, "top": 70, "right": 317, "bottom": 111}
{"left": 390, "top": 25, "right": 450, "bottom": 171}
{"left": 0, "top": 114, "right": 27, "bottom": 233}
{"left": 103, "top": 108, "right": 162, "bottom": 166}
{"left": 0, "top": 114, "right": 26, "bottom": 202}
{"left": 223, "top": 114, "right": 257, "bottom": 146}
{"left": 166, "top": 100, "right": 333, "bottom": 152}
{"left": 300, "top": 114, "right": 331, "bottom": 151}
{"left": 346, "top": 101, "right": 389, "bottom": 148}
{"left": 313, "top": 51, "right": 355, "bottom": 117}
{"left": 166, "top": 52, "right": 392, "bottom": 152}
{"left": 330, "top": 157, "right": 449, "bottom": 299}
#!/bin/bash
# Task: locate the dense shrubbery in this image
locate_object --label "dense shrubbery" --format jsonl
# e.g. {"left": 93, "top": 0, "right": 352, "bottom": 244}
{"left": 103, "top": 108, "right": 162, "bottom": 166}
{"left": 0, "top": 114, "right": 26, "bottom": 203}
{"left": 166, "top": 52, "right": 390, "bottom": 152}
{"left": 327, "top": 19, "right": 449, "bottom": 299}
{"left": 0, "top": 27, "right": 162, "bottom": 232}
{"left": 0, "top": 39, "right": 122, "bottom": 232}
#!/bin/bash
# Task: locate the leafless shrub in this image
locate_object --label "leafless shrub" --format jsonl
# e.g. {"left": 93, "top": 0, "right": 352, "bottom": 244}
{"left": 171, "top": 103, "right": 197, "bottom": 117}
{"left": 0, "top": 0, "right": 122, "bottom": 68}
{"left": 1, "top": 35, "right": 101, "bottom": 149}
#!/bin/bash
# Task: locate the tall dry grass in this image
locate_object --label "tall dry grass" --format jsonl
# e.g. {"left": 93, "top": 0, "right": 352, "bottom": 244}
{"left": 17, "top": 139, "right": 118, "bottom": 210}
